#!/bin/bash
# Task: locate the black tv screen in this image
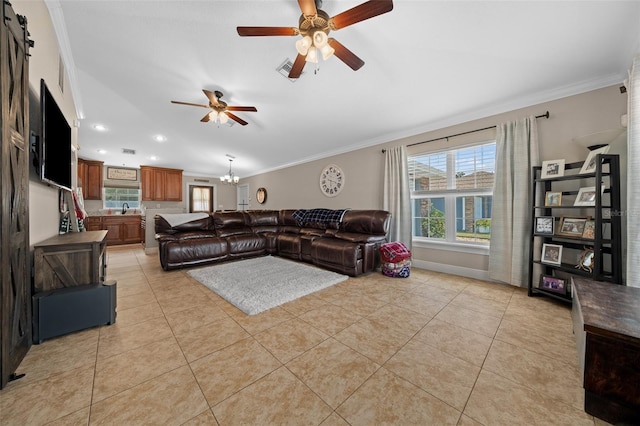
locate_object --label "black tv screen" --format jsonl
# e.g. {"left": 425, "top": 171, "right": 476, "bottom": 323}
{"left": 39, "top": 79, "right": 72, "bottom": 192}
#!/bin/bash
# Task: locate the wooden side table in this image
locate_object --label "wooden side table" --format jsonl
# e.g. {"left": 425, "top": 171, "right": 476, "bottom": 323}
{"left": 572, "top": 277, "right": 640, "bottom": 424}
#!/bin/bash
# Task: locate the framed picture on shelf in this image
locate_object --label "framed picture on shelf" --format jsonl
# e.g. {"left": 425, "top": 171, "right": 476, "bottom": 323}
{"left": 579, "top": 145, "right": 610, "bottom": 174}
{"left": 545, "top": 191, "right": 562, "bottom": 207}
{"left": 539, "top": 275, "right": 567, "bottom": 295}
{"left": 541, "top": 243, "right": 563, "bottom": 265}
{"left": 541, "top": 159, "right": 565, "bottom": 179}
{"left": 574, "top": 186, "right": 604, "bottom": 206}
{"left": 557, "top": 216, "right": 589, "bottom": 238}
{"left": 534, "top": 216, "right": 555, "bottom": 235}
{"left": 582, "top": 220, "right": 596, "bottom": 239}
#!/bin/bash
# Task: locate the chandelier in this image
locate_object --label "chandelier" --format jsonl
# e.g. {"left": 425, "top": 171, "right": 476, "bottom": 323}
{"left": 220, "top": 158, "right": 239, "bottom": 184}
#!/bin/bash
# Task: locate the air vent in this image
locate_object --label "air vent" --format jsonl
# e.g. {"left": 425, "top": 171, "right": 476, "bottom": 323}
{"left": 276, "top": 59, "right": 299, "bottom": 82}
{"left": 122, "top": 148, "right": 136, "bottom": 155}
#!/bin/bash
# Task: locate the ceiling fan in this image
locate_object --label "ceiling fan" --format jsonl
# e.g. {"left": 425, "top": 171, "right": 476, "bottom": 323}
{"left": 237, "top": 0, "right": 393, "bottom": 79}
{"left": 171, "top": 89, "right": 257, "bottom": 126}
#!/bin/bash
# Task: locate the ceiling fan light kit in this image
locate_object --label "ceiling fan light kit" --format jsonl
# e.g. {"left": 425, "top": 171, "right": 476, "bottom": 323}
{"left": 171, "top": 89, "right": 257, "bottom": 126}
{"left": 237, "top": 0, "right": 394, "bottom": 78}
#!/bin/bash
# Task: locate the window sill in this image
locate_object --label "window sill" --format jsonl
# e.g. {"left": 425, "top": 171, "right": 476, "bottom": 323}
{"left": 412, "top": 239, "right": 490, "bottom": 255}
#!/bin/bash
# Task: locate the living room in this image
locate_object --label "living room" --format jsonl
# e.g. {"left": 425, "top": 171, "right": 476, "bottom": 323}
{"left": 2, "top": 0, "right": 639, "bottom": 424}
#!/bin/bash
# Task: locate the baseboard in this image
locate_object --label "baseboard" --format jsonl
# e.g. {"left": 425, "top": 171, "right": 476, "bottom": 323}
{"left": 412, "top": 259, "right": 494, "bottom": 282}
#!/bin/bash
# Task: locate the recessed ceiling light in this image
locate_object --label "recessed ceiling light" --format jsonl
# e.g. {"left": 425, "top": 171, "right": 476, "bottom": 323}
{"left": 153, "top": 135, "right": 166, "bottom": 142}
{"left": 149, "top": 156, "right": 157, "bottom": 161}
{"left": 97, "top": 149, "right": 107, "bottom": 154}
{"left": 92, "top": 124, "right": 107, "bottom": 132}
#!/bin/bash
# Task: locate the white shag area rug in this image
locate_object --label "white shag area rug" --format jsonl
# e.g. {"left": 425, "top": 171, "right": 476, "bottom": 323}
{"left": 188, "top": 256, "right": 348, "bottom": 315}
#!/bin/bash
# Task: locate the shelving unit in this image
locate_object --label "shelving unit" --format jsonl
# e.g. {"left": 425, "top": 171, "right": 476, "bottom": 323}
{"left": 527, "top": 154, "right": 622, "bottom": 303}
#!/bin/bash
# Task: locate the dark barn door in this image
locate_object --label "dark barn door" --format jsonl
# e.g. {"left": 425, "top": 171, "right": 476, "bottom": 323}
{"left": 1, "top": 2, "right": 32, "bottom": 389}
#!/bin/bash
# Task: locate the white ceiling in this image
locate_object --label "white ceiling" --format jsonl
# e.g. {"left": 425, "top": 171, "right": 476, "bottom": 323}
{"left": 51, "top": 0, "right": 639, "bottom": 178}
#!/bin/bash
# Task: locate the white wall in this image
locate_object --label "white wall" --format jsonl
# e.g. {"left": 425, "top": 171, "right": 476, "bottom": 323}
{"left": 15, "top": 0, "right": 79, "bottom": 245}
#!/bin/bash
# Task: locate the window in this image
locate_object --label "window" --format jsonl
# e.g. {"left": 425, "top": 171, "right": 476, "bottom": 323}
{"left": 189, "top": 186, "right": 213, "bottom": 212}
{"left": 104, "top": 187, "right": 141, "bottom": 210}
{"left": 409, "top": 141, "right": 496, "bottom": 245}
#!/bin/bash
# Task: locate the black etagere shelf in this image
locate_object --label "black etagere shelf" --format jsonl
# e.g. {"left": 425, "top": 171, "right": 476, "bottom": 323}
{"left": 527, "top": 154, "right": 622, "bottom": 303}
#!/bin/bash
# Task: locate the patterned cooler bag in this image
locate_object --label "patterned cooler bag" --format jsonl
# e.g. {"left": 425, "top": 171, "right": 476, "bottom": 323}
{"left": 379, "top": 242, "right": 412, "bottom": 278}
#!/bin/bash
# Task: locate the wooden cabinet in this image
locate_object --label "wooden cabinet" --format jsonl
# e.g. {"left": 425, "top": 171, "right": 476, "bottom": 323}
{"left": 77, "top": 158, "right": 103, "bottom": 200}
{"left": 572, "top": 278, "right": 640, "bottom": 424}
{"left": 140, "top": 165, "right": 183, "bottom": 201}
{"left": 85, "top": 216, "right": 142, "bottom": 245}
{"left": 33, "top": 231, "right": 108, "bottom": 293}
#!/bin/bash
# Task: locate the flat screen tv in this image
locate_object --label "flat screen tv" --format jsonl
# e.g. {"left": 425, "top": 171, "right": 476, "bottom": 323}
{"left": 39, "top": 78, "right": 72, "bottom": 192}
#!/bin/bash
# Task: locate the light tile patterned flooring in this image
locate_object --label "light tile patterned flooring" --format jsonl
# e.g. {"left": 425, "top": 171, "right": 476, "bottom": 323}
{"left": 0, "top": 245, "right": 611, "bottom": 425}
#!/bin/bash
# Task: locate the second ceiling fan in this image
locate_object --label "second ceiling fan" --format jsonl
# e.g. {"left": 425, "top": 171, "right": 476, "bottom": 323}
{"left": 171, "top": 89, "right": 257, "bottom": 126}
{"left": 237, "top": 0, "right": 393, "bottom": 79}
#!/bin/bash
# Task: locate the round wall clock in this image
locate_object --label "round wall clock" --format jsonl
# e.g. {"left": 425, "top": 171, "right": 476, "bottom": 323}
{"left": 319, "top": 164, "right": 344, "bottom": 197}
{"left": 256, "top": 187, "right": 267, "bottom": 204}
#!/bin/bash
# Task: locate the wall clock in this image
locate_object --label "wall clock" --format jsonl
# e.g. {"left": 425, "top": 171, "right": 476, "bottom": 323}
{"left": 256, "top": 187, "right": 267, "bottom": 204}
{"left": 319, "top": 164, "right": 344, "bottom": 197}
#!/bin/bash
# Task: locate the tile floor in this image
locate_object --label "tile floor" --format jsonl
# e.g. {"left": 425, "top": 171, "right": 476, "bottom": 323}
{"left": 0, "top": 245, "right": 612, "bottom": 425}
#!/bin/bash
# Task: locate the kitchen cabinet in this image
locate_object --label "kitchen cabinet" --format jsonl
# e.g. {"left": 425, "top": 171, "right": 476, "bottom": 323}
{"left": 85, "top": 215, "right": 142, "bottom": 245}
{"left": 77, "top": 158, "right": 103, "bottom": 200}
{"left": 140, "top": 165, "right": 183, "bottom": 201}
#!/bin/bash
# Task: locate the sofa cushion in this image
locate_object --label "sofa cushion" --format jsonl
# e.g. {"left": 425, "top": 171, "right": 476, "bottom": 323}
{"left": 248, "top": 210, "right": 279, "bottom": 233}
{"left": 214, "top": 211, "right": 252, "bottom": 237}
{"left": 340, "top": 210, "right": 390, "bottom": 235}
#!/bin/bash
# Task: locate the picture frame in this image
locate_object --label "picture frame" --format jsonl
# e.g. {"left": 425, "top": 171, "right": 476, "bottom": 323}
{"left": 107, "top": 167, "right": 138, "bottom": 181}
{"left": 541, "top": 243, "right": 563, "bottom": 265}
{"left": 541, "top": 159, "right": 565, "bottom": 179}
{"left": 582, "top": 220, "right": 595, "bottom": 239}
{"left": 557, "top": 216, "right": 589, "bottom": 238}
{"left": 574, "top": 186, "right": 603, "bottom": 206}
{"left": 579, "top": 145, "right": 611, "bottom": 174}
{"left": 539, "top": 275, "right": 567, "bottom": 295}
{"left": 544, "top": 191, "right": 562, "bottom": 207}
{"left": 534, "top": 216, "right": 555, "bottom": 236}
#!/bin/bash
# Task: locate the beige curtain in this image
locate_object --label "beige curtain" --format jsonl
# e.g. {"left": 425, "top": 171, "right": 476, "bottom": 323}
{"left": 627, "top": 53, "right": 640, "bottom": 288}
{"left": 383, "top": 146, "right": 412, "bottom": 248}
{"left": 488, "top": 117, "right": 540, "bottom": 287}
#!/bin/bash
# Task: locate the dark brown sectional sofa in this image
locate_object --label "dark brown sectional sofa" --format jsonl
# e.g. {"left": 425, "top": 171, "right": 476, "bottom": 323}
{"left": 154, "top": 209, "right": 390, "bottom": 276}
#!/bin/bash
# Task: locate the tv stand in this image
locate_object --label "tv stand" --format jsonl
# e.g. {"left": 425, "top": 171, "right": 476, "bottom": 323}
{"left": 32, "top": 231, "right": 116, "bottom": 343}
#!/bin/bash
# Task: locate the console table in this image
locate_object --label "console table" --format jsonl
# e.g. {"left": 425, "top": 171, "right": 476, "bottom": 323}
{"left": 572, "top": 277, "right": 640, "bottom": 424}
{"left": 33, "top": 230, "right": 108, "bottom": 292}
{"left": 32, "top": 231, "right": 116, "bottom": 343}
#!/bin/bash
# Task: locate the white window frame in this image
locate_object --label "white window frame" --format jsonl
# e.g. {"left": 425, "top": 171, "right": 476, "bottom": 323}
{"left": 409, "top": 140, "right": 495, "bottom": 254}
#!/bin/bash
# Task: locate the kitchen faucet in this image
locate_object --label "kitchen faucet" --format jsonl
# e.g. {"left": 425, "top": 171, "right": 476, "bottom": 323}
{"left": 121, "top": 203, "right": 129, "bottom": 215}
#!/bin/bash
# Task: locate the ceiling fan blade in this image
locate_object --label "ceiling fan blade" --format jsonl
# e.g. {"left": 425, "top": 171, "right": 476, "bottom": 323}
{"left": 203, "top": 89, "right": 220, "bottom": 107}
{"left": 330, "top": 0, "right": 393, "bottom": 30}
{"left": 200, "top": 113, "right": 211, "bottom": 123}
{"left": 288, "top": 54, "right": 307, "bottom": 79}
{"left": 225, "top": 112, "right": 249, "bottom": 126}
{"left": 237, "top": 26, "right": 298, "bottom": 36}
{"left": 298, "top": 0, "right": 317, "bottom": 16}
{"left": 328, "top": 38, "right": 364, "bottom": 70}
{"left": 171, "top": 100, "right": 210, "bottom": 109}
{"left": 227, "top": 106, "right": 258, "bottom": 112}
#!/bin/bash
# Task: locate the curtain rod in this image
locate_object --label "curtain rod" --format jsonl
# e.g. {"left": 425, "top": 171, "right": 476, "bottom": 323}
{"left": 382, "top": 111, "right": 550, "bottom": 153}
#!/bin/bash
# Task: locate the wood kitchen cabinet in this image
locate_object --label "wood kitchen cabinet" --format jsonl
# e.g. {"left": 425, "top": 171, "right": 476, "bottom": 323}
{"left": 140, "top": 165, "right": 183, "bottom": 201}
{"left": 77, "top": 158, "right": 104, "bottom": 200}
{"left": 84, "top": 216, "right": 142, "bottom": 245}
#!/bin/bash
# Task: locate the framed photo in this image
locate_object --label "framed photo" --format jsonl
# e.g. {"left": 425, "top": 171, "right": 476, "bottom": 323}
{"left": 534, "top": 216, "right": 555, "bottom": 236}
{"left": 582, "top": 220, "right": 595, "bottom": 239}
{"left": 574, "top": 186, "right": 603, "bottom": 206}
{"left": 557, "top": 216, "right": 588, "bottom": 238}
{"left": 107, "top": 167, "right": 138, "bottom": 181}
{"left": 541, "top": 159, "right": 565, "bottom": 179}
{"left": 579, "top": 145, "right": 611, "bottom": 174}
{"left": 545, "top": 191, "right": 562, "bottom": 207}
{"left": 539, "top": 275, "right": 567, "bottom": 295}
{"left": 541, "top": 243, "right": 563, "bottom": 265}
